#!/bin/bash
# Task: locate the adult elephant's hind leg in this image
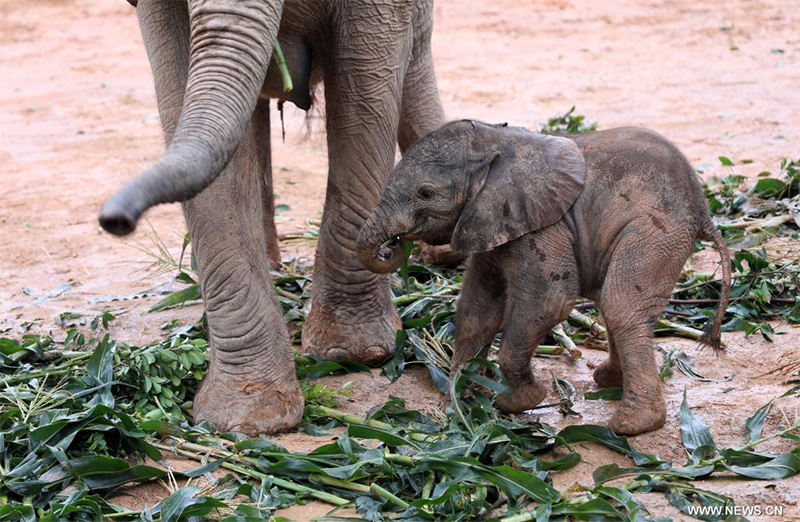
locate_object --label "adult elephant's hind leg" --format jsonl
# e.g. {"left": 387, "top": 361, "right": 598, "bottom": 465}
{"left": 253, "top": 98, "right": 282, "bottom": 268}
{"left": 302, "top": 4, "right": 412, "bottom": 365}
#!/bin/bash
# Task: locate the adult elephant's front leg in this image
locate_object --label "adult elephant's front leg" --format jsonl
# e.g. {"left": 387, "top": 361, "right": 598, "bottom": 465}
{"left": 302, "top": 5, "right": 412, "bottom": 364}
{"left": 188, "top": 128, "right": 303, "bottom": 434}
{"left": 128, "top": 0, "right": 300, "bottom": 435}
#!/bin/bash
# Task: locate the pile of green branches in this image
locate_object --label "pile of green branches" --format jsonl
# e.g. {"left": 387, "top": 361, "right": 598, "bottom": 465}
{"left": 2, "top": 320, "right": 799, "bottom": 521}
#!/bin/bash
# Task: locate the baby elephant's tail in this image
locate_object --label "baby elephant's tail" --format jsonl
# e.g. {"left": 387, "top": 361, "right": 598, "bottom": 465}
{"left": 698, "top": 220, "right": 731, "bottom": 351}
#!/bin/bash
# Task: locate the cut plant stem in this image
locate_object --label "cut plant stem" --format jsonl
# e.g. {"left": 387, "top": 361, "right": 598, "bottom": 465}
{"left": 151, "top": 442, "right": 349, "bottom": 506}
{"left": 400, "top": 239, "right": 414, "bottom": 294}
{"left": 273, "top": 41, "right": 293, "bottom": 93}
{"left": 656, "top": 319, "right": 729, "bottom": 348}
{"left": 552, "top": 324, "right": 582, "bottom": 360}
{"left": 568, "top": 309, "right": 607, "bottom": 339}
{"left": 500, "top": 511, "right": 539, "bottom": 522}
{"left": 717, "top": 213, "right": 794, "bottom": 231}
{"left": 0, "top": 353, "right": 91, "bottom": 387}
{"left": 371, "top": 483, "right": 410, "bottom": 509}
{"left": 526, "top": 399, "right": 573, "bottom": 411}
{"left": 309, "top": 405, "right": 433, "bottom": 442}
{"left": 582, "top": 338, "right": 609, "bottom": 352}
{"left": 704, "top": 418, "right": 800, "bottom": 466}
{"left": 534, "top": 345, "right": 564, "bottom": 356}
{"left": 392, "top": 293, "right": 457, "bottom": 306}
{"left": 312, "top": 474, "right": 371, "bottom": 493}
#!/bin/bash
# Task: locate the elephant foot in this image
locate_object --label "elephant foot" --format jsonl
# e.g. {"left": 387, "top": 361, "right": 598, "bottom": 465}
{"left": 420, "top": 243, "right": 466, "bottom": 267}
{"left": 495, "top": 381, "right": 548, "bottom": 414}
{"left": 609, "top": 398, "right": 666, "bottom": 435}
{"left": 302, "top": 299, "right": 401, "bottom": 365}
{"left": 194, "top": 372, "right": 304, "bottom": 436}
{"left": 593, "top": 360, "right": 623, "bottom": 388}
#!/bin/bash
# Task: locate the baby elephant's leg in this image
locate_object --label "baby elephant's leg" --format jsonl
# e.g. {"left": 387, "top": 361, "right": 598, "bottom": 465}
{"left": 494, "top": 306, "right": 550, "bottom": 413}
{"left": 452, "top": 254, "right": 506, "bottom": 377}
{"left": 599, "top": 228, "right": 693, "bottom": 435}
{"left": 494, "top": 232, "right": 579, "bottom": 414}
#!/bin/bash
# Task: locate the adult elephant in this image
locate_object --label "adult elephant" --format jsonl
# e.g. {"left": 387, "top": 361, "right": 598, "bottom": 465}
{"left": 100, "top": 0, "right": 444, "bottom": 435}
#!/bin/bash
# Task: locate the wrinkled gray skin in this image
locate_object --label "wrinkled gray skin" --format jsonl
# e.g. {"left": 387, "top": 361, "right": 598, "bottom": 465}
{"left": 100, "top": 0, "right": 444, "bottom": 435}
{"left": 358, "top": 121, "right": 731, "bottom": 435}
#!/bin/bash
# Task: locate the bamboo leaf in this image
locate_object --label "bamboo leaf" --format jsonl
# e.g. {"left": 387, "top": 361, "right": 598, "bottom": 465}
{"left": 347, "top": 424, "right": 421, "bottom": 449}
{"left": 726, "top": 452, "right": 800, "bottom": 479}
{"left": 745, "top": 400, "right": 773, "bottom": 443}
{"left": 584, "top": 387, "right": 623, "bottom": 401}
{"left": 157, "top": 485, "right": 226, "bottom": 522}
{"left": 679, "top": 390, "right": 717, "bottom": 464}
{"left": 149, "top": 284, "right": 202, "bottom": 312}
{"left": 558, "top": 425, "right": 664, "bottom": 467}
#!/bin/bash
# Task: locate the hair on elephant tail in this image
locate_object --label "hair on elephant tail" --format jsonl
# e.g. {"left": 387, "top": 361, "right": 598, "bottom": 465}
{"left": 698, "top": 221, "right": 731, "bottom": 352}
{"left": 275, "top": 85, "right": 323, "bottom": 143}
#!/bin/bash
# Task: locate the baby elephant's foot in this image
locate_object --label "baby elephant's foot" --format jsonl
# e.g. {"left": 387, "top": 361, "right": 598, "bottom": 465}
{"left": 593, "top": 360, "right": 623, "bottom": 388}
{"left": 609, "top": 399, "right": 666, "bottom": 435}
{"left": 495, "top": 381, "right": 547, "bottom": 414}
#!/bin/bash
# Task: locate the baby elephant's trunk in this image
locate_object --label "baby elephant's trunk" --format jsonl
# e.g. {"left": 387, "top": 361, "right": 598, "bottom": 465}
{"left": 698, "top": 223, "right": 732, "bottom": 351}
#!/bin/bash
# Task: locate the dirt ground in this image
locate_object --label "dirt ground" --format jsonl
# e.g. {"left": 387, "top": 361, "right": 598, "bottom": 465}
{"left": 2, "top": 0, "right": 799, "bottom": 520}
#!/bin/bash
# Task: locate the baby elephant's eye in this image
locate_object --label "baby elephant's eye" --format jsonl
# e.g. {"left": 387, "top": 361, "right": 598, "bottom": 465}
{"left": 417, "top": 187, "right": 435, "bottom": 200}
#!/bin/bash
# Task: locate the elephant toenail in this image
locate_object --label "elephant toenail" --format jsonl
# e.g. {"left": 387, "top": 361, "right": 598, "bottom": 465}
{"left": 325, "top": 348, "right": 349, "bottom": 361}
{"left": 363, "top": 346, "right": 389, "bottom": 364}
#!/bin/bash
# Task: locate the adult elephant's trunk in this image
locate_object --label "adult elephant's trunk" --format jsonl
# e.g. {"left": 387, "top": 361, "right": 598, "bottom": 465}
{"left": 99, "top": 0, "right": 284, "bottom": 236}
{"left": 357, "top": 202, "right": 414, "bottom": 274}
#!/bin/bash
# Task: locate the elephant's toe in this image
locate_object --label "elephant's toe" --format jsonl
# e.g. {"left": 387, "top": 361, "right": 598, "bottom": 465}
{"left": 593, "top": 360, "right": 623, "bottom": 388}
{"left": 194, "top": 375, "right": 304, "bottom": 436}
{"left": 303, "top": 307, "right": 400, "bottom": 366}
{"left": 362, "top": 345, "right": 392, "bottom": 365}
{"left": 495, "top": 382, "right": 547, "bottom": 414}
{"left": 609, "top": 399, "right": 666, "bottom": 436}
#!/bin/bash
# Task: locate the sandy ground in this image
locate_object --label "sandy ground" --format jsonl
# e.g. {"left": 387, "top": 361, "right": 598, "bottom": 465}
{"left": 1, "top": 0, "right": 799, "bottom": 520}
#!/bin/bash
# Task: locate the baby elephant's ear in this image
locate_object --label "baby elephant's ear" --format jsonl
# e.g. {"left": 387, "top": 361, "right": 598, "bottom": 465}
{"left": 451, "top": 134, "right": 586, "bottom": 254}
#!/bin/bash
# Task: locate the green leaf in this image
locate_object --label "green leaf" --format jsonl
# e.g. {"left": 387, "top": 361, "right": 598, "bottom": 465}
{"left": 558, "top": 425, "right": 663, "bottom": 467}
{"left": 538, "top": 451, "right": 581, "bottom": 472}
{"left": 453, "top": 459, "right": 560, "bottom": 503}
{"left": 86, "top": 335, "right": 116, "bottom": 407}
{"left": 400, "top": 239, "right": 414, "bottom": 294}
{"left": 584, "top": 387, "right": 623, "bottom": 401}
{"left": 81, "top": 464, "right": 167, "bottom": 489}
{"left": 593, "top": 485, "right": 646, "bottom": 517}
{"left": 157, "top": 486, "right": 226, "bottom": 522}
{"left": 752, "top": 177, "right": 786, "bottom": 197}
{"left": 552, "top": 374, "right": 579, "bottom": 416}
{"left": 679, "top": 390, "right": 716, "bottom": 463}
{"left": 551, "top": 497, "right": 627, "bottom": 520}
{"left": 726, "top": 452, "right": 800, "bottom": 479}
{"left": 719, "top": 156, "right": 735, "bottom": 166}
{"left": 149, "top": 284, "right": 202, "bottom": 312}
{"left": 347, "top": 424, "right": 420, "bottom": 449}
{"left": 296, "top": 359, "right": 370, "bottom": 379}
{"left": 592, "top": 463, "right": 626, "bottom": 484}
{"left": 745, "top": 400, "right": 773, "bottom": 443}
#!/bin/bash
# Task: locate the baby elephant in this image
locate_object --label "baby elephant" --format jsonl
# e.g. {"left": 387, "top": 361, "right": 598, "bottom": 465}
{"left": 358, "top": 121, "right": 732, "bottom": 435}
